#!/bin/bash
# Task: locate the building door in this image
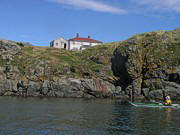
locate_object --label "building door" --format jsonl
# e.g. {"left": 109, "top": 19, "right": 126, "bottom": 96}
{"left": 64, "top": 43, "right": 67, "bottom": 49}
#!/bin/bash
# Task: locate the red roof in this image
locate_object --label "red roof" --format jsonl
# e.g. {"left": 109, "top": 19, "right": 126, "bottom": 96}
{"left": 69, "top": 37, "right": 102, "bottom": 43}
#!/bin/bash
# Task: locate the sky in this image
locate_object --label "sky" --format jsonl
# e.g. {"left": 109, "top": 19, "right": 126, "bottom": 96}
{"left": 0, "top": 0, "right": 179, "bottom": 46}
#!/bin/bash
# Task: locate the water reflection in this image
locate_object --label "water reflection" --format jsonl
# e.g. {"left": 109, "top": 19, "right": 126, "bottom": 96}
{"left": 0, "top": 97, "right": 180, "bottom": 135}
{"left": 165, "top": 108, "right": 172, "bottom": 122}
{"left": 106, "top": 102, "right": 135, "bottom": 135}
{"left": 106, "top": 102, "right": 180, "bottom": 135}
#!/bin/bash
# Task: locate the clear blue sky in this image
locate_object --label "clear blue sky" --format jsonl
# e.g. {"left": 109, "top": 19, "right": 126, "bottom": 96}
{"left": 0, "top": 0, "right": 179, "bottom": 46}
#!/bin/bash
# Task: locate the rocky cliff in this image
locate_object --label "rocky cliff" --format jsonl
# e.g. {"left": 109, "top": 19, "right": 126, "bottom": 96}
{"left": 0, "top": 38, "right": 126, "bottom": 99}
{"left": 112, "top": 28, "right": 180, "bottom": 100}
{"left": 0, "top": 28, "right": 179, "bottom": 100}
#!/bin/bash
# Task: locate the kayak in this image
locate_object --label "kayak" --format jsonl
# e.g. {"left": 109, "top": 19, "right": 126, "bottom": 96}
{"left": 129, "top": 102, "right": 180, "bottom": 108}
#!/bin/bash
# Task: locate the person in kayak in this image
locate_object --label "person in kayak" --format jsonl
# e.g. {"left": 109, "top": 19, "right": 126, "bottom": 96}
{"left": 164, "top": 96, "right": 172, "bottom": 106}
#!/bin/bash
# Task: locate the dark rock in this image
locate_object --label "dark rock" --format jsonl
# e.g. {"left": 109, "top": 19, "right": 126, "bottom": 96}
{"left": 0, "top": 80, "right": 18, "bottom": 95}
{"left": 115, "top": 86, "right": 122, "bottom": 92}
{"left": 4, "top": 91, "right": 15, "bottom": 96}
{"left": 149, "top": 90, "right": 163, "bottom": 100}
{"left": 81, "top": 78, "right": 115, "bottom": 98}
{"left": 90, "top": 56, "right": 106, "bottom": 64}
{"left": 142, "top": 88, "right": 150, "bottom": 97}
{"left": 41, "top": 80, "right": 51, "bottom": 95}
{"left": 168, "top": 73, "right": 180, "bottom": 84}
{"left": 163, "top": 81, "right": 180, "bottom": 89}
{"left": 111, "top": 29, "right": 180, "bottom": 100}
{"left": 27, "top": 81, "right": 41, "bottom": 96}
{"left": 163, "top": 89, "right": 180, "bottom": 100}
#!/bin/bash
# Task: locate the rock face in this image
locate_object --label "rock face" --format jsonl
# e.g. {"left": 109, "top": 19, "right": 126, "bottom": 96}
{"left": 0, "top": 38, "right": 124, "bottom": 98}
{"left": 0, "top": 78, "right": 121, "bottom": 98}
{"left": 112, "top": 29, "right": 180, "bottom": 100}
{"left": 0, "top": 29, "right": 179, "bottom": 100}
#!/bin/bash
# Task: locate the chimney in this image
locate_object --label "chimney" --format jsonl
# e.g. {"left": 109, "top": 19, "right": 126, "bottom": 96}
{"left": 76, "top": 33, "right": 80, "bottom": 38}
{"left": 88, "top": 36, "right": 91, "bottom": 39}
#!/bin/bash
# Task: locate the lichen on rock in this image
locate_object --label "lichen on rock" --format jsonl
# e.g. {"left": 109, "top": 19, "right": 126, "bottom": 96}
{"left": 112, "top": 29, "right": 180, "bottom": 100}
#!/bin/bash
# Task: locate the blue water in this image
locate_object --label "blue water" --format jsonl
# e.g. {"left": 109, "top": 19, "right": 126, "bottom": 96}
{"left": 0, "top": 97, "right": 179, "bottom": 135}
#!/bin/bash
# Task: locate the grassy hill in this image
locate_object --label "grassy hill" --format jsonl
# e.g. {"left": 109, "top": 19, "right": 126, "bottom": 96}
{"left": 9, "top": 44, "right": 120, "bottom": 82}
{"left": 0, "top": 28, "right": 179, "bottom": 99}
{"left": 0, "top": 28, "right": 179, "bottom": 83}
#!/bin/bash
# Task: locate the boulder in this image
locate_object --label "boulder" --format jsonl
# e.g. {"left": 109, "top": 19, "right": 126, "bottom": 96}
{"left": 81, "top": 78, "right": 115, "bottom": 98}
{"left": 149, "top": 90, "right": 163, "bottom": 100}
{"left": 27, "top": 81, "right": 41, "bottom": 96}
{"left": 0, "top": 80, "right": 18, "bottom": 96}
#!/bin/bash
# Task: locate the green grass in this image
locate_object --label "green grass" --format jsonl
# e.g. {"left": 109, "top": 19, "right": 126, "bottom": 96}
{"left": 10, "top": 44, "right": 119, "bottom": 80}
{"left": 5, "top": 28, "right": 180, "bottom": 81}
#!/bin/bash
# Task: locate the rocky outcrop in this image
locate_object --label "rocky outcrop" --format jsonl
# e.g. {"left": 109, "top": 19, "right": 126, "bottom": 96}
{"left": 0, "top": 38, "right": 126, "bottom": 99}
{"left": 0, "top": 29, "right": 179, "bottom": 100}
{"left": 0, "top": 78, "right": 127, "bottom": 99}
{"left": 112, "top": 29, "right": 180, "bottom": 100}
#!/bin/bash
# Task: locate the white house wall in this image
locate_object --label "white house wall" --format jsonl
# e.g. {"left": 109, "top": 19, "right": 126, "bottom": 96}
{"left": 69, "top": 41, "right": 81, "bottom": 50}
{"left": 91, "top": 43, "right": 101, "bottom": 46}
{"left": 52, "top": 38, "right": 68, "bottom": 49}
{"left": 69, "top": 41, "right": 102, "bottom": 50}
{"left": 51, "top": 37, "right": 103, "bottom": 50}
{"left": 54, "top": 40, "right": 63, "bottom": 48}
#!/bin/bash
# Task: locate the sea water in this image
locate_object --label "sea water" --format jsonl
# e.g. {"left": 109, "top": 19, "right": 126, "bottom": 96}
{"left": 0, "top": 97, "right": 179, "bottom": 135}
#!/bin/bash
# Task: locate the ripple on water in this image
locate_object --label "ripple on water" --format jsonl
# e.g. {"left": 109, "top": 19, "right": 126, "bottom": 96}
{"left": 0, "top": 97, "right": 180, "bottom": 135}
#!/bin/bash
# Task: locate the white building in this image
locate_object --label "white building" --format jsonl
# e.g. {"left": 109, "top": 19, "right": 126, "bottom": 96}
{"left": 50, "top": 37, "right": 68, "bottom": 49}
{"left": 50, "top": 33, "right": 103, "bottom": 50}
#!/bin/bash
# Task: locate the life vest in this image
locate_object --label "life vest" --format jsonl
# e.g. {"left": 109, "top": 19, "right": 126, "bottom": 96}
{"left": 165, "top": 99, "right": 172, "bottom": 105}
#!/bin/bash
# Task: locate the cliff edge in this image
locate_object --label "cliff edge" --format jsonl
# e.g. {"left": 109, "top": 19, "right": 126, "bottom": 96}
{"left": 112, "top": 28, "right": 180, "bottom": 100}
{"left": 0, "top": 28, "right": 179, "bottom": 100}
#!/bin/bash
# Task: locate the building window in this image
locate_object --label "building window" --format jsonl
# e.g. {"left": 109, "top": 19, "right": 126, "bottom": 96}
{"left": 56, "top": 43, "right": 58, "bottom": 46}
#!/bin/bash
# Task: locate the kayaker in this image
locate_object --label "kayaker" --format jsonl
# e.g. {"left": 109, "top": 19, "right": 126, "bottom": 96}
{"left": 164, "top": 96, "right": 172, "bottom": 106}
